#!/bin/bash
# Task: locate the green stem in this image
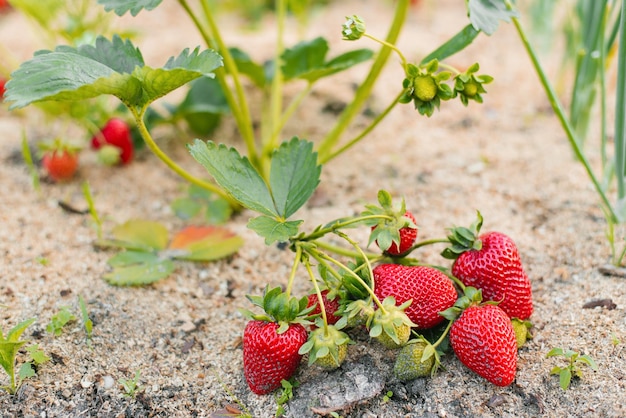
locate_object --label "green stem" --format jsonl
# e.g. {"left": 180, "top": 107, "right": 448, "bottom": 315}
{"left": 614, "top": 0, "right": 626, "bottom": 201}
{"left": 404, "top": 237, "right": 450, "bottom": 254}
{"left": 510, "top": 7, "right": 617, "bottom": 222}
{"left": 130, "top": 106, "right": 238, "bottom": 207}
{"left": 362, "top": 33, "right": 409, "bottom": 70}
{"left": 261, "top": 0, "right": 287, "bottom": 174}
{"left": 194, "top": 0, "right": 258, "bottom": 166}
{"left": 317, "top": 0, "right": 410, "bottom": 161}
{"left": 307, "top": 247, "right": 385, "bottom": 311}
{"left": 303, "top": 256, "right": 329, "bottom": 332}
{"left": 298, "top": 214, "right": 393, "bottom": 242}
{"left": 320, "top": 90, "right": 404, "bottom": 164}
{"left": 313, "top": 239, "right": 381, "bottom": 260}
{"left": 285, "top": 244, "right": 303, "bottom": 299}
{"left": 270, "top": 82, "right": 313, "bottom": 142}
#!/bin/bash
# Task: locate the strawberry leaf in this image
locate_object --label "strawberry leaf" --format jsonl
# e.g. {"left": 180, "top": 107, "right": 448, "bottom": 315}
{"left": 187, "top": 140, "right": 277, "bottom": 217}
{"left": 247, "top": 216, "right": 303, "bottom": 245}
{"left": 103, "top": 252, "right": 175, "bottom": 286}
{"left": 281, "top": 37, "right": 373, "bottom": 83}
{"left": 107, "top": 220, "right": 169, "bottom": 252}
{"left": 421, "top": 24, "right": 481, "bottom": 64}
{"left": 466, "top": 0, "right": 518, "bottom": 36}
{"left": 269, "top": 137, "right": 321, "bottom": 219}
{"left": 97, "top": 0, "right": 163, "bottom": 16}
{"left": 6, "top": 36, "right": 223, "bottom": 110}
{"left": 168, "top": 226, "right": 243, "bottom": 261}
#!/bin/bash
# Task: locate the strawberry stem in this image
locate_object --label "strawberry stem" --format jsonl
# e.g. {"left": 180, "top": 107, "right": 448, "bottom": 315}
{"left": 313, "top": 240, "right": 381, "bottom": 260}
{"left": 130, "top": 106, "right": 240, "bottom": 208}
{"left": 303, "top": 257, "right": 329, "bottom": 333}
{"left": 284, "top": 245, "right": 303, "bottom": 299}
{"left": 362, "top": 33, "right": 409, "bottom": 72}
{"left": 299, "top": 214, "right": 394, "bottom": 242}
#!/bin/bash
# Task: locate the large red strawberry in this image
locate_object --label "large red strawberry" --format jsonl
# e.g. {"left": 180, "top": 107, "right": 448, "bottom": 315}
{"left": 91, "top": 118, "right": 134, "bottom": 164}
{"left": 243, "top": 320, "right": 308, "bottom": 395}
{"left": 447, "top": 289, "right": 518, "bottom": 387}
{"left": 0, "top": 77, "right": 6, "bottom": 99}
{"left": 373, "top": 264, "right": 457, "bottom": 329}
{"left": 241, "top": 286, "right": 312, "bottom": 395}
{"left": 443, "top": 212, "right": 533, "bottom": 320}
{"left": 364, "top": 190, "right": 418, "bottom": 257}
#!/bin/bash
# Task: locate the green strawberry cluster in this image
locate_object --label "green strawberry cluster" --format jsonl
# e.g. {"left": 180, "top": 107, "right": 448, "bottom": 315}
{"left": 241, "top": 190, "right": 534, "bottom": 395}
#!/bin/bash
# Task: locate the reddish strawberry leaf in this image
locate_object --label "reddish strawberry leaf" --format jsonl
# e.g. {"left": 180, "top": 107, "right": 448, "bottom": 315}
{"left": 168, "top": 226, "right": 243, "bottom": 261}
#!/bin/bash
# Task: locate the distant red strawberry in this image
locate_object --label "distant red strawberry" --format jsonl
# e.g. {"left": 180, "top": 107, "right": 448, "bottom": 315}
{"left": 373, "top": 210, "right": 418, "bottom": 256}
{"left": 243, "top": 320, "right": 308, "bottom": 395}
{"left": 443, "top": 212, "right": 533, "bottom": 320}
{"left": 449, "top": 303, "right": 517, "bottom": 386}
{"left": 0, "top": 77, "right": 6, "bottom": 99}
{"left": 91, "top": 118, "right": 134, "bottom": 164}
{"left": 373, "top": 264, "right": 457, "bottom": 329}
{"left": 42, "top": 150, "right": 78, "bottom": 182}
{"left": 365, "top": 190, "right": 418, "bottom": 257}
{"left": 0, "top": 0, "right": 11, "bottom": 13}
{"left": 306, "top": 289, "right": 341, "bottom": 326}
{"left": 39, "top": 139, "right": 81, "bottom": 182}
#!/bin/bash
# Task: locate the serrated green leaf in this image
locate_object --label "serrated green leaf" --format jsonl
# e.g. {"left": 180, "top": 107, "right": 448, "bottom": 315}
{"left": 281, "top": 37, "right": 372, "bottom": 83}
{"left": 229, "top": 47, "right": 267, "bottom": 88}
{"left": 270, "top": 138, "right": 321, "bottom": 218}
{"left": 110, "top": 220, "right": 169, "bottom": 251}
{"left": 421, "top": 24, "right": 481, "bottom": 64}
{"left": 467, "top": 0, "right": 518, "bottom": 36}
{"left": 282, "top": 37, "right": 328, "bottom": 80}
{"left": 247, "top": 216, "right": 302, "bottom": 245}
{"left": 187, "top": 140, "right": 277, "bottom": 217}
{"left": 97, "top": 0, "right": 163, "bottom": 16}
{"left": 26, "top": 344, "right": 50, "bottom": 365}
{"left": 103, "top": 257, "right": 175, "bottom": 286}
{"left": 3, "top": 318, "right": 36, "bottom": 342}
{"left": 6, "top": 36, "right": 222, "bottom": 110}
{"left": 18, "top": 362, "right": 35, "bottom": 381}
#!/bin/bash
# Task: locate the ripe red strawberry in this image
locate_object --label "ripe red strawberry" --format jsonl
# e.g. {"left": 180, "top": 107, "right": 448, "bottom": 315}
{"left": 373, "top": 264, "right": 457, "bottom": 329}
{"left": 42, "top": 150, "right": 79, "bottom": 182}
{"left": 449, "top": 303, "right": 517, "bottom": 386}
{"left": 373, "top": 210, "right": 418, "bottom": 256}
{"left": 0, "top": 0, "right": 11, "bottom": 13}
{"left": 306, "top": 289, "right": 341, "bottom": 326}
{"left": 241, "top": 286, "right": 313, "bottom": 395}
{"left": 91, "top": 118, "right": 134, "bottom": 164}
{"left": 243, "top": 320, "right": 308, "bottom": 395}
{"left": 443, "top": 212, "right": 533, "bottom": 320}
{"left": 364, "top": 190, "right": 418, "bottom": 257}
{"left": 0, "top": 77, "right": 6, "bottom": 99}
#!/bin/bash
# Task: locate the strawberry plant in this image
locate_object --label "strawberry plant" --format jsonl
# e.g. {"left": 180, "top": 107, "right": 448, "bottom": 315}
{"left": 546, "top": 348, "right": 598, "bottom": 390}
{"left": 0, "top": 318, "right": 46, "bottom": 395}
{"left": 4, "top": 0, "right": 500, "bottom": 211}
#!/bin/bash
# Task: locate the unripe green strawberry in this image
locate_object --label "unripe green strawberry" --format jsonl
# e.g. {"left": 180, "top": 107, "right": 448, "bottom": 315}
{"left": 450, "top": 304, "right": 517, "bottom": 386}
{"left": 511, "top": 318, "right": 532, "bottom": 349}
{"left": 462, "top": 80, "right": 479, "bottom": 97}
{"left": 316, "top": 342, "right": 347, "bottom": 369}
{"left": 414, "top": 75, "right": 437, "bottom": 101}
{"left": 375, "top": 322, "right": 411, "bottom": 349}
{"left": 394, "top": 340, "right": 435, "bottom": 380}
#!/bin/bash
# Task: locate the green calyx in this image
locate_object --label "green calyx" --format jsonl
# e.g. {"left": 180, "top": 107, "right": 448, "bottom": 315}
{"left": 369, "top": 296, "right": 416, "bottom": 349}
{"left": 37, "top": 137, "right": 82, "bottom": 156}
{"left": 342, "top": 298, "right": 375, "bottom": 328}
{"left": 512, "top": 318, "right": 533, "bottom": 348}
{"left": 399, "top": 60, "right": 453, "bottom": 117}
{"left": 439, "top": 286, "right": 484, "bottom": 322}
{"left": 440, "top": 210, "right": 483, "bottom": 260}
{"left": 362, "top": 190, "right": 416, "bottom": 253}
{"left": 342, "top": 15, "right": 366, "bottom": 40}
{"left": 393, "top": 337, "right": 437, "bottom": 380}
{"left": 453, "top": 63, "right": 493, "bottom": 106}
{"left": 298, "top": 324, "right": 351, "bottom": 369}
{"left": 241, "top": 285, "right": 314, "bottom": 333}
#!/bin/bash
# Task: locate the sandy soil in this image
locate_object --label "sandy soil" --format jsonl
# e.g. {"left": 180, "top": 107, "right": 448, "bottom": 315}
{"left": 1, "top": 1, "right": 625, "bottom": 417}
